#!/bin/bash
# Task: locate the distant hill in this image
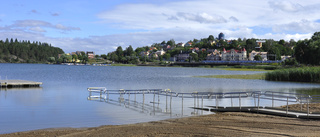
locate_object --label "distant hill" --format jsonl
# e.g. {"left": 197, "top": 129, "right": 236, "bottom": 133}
{"left": 0, "top": 38, "right": 64, "bottom": 63}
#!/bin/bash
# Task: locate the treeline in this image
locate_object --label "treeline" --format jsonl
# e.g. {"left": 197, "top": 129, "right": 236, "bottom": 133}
{"left": 106, "top": 35, "right": 295, "bottom": 63}
{"left": 0, "top": 38, "right": 64, "bottom": 63}
{"left": 294, "top": 32, "right": 320, "bottom": 65}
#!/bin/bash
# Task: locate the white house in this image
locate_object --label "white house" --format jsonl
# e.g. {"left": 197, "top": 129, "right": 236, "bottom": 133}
{"left": 221, "top": 48, "right": 247, "bottom": 61}
{"left": 155, "top": 49, "right": 166, "bottom": 56}
{"left": 249, "top": 50, "right": 268, "bottom": 61}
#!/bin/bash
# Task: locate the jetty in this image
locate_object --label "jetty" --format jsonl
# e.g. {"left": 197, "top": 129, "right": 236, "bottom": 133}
{"left": 87, "top": 88, "right": 320, "bottom": 119}
{"left": 0, "top": 80, "right": 42, "bottom": 88}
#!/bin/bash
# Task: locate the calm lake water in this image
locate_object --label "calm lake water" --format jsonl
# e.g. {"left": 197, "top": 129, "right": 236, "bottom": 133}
{"left": 1, "top": 63, "right": 320, "bottom": 134}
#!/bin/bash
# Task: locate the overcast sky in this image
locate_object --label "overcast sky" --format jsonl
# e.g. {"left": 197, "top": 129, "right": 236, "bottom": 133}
{"left": 1, "top": 0, "right": 320, "bottom": 54}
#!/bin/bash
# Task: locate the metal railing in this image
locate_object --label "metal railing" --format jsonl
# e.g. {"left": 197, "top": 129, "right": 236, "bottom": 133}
{"left": 87, "top": 87, "right": 320, "bottom": 118}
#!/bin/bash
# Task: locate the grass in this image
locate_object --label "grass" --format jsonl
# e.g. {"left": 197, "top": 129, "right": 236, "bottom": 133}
{"left": 195, "top": 73, "right": 266, "bottom": 80}
{"left": 265, "top": 67, "right": 320, "bottom": 83}
{"left": 217, "top": 68, "right": 269, "bottom": 71}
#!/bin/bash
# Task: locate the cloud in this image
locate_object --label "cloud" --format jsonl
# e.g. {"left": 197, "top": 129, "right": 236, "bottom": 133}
{"left": 14, "top": 20, "right": 51, "bottom": 27}
{"left": 10, "top": 20, "right": 80, "bottom": 32}
{"left": 31, "top": 9, "right": 39, "bottom": 14}
{"left": 51, "top": 12, "right": 60, "bottom": 16}
{"left": 229, "top": 16, "right": 239, "bottom": 22}
{"left": 29, "top": 27, "right": 46, "bottom": 32}
{"left": 272, "top": 19, "right": 320, "bottom": 33}
{"left": 174, "top": 12, "right": 227, "bottom": 24}
{"left": 55, "top": 24, "right": 80, "bottom": 31}
{"left": 269, "top": 1, "right": 303, "bottom": 12}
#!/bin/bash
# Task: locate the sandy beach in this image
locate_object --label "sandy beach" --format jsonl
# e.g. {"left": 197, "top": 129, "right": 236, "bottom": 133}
{"left": 2, "top": 108, "right": 320, "bottom": 137}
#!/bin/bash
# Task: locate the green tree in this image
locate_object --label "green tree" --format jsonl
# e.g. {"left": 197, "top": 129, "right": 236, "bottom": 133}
{"left": 116, "top": 46, "right": 124, "bottom": 57}
{"left": 125, "top": 45, "right": 135, "bottom": 56}
{"left": 72, "top": 54, "right": 78, "bottom": 62}
{"left": 166, "top": 39, "right": 175, "bottom": 46}
{"left": 163, "top": 53, "right": 171, "bottom": 61}
{"left": 101, "top": 54, "right": 107, "bottom": 59}
{"left": 48, "top": 57, "right": 55, "bottom": 63}
{"left": 254, "top": 54, "right": 262, "bottom": 61}
{"left": 294, "top": 32, "right": 320, "bottom": 65}
{"left": 208, "top": 35, "right": 214, "bottom": 41}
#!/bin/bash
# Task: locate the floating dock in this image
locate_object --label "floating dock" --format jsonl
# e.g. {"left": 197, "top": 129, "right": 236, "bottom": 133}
{"left": 0, "top": 80, "right": 42, "bottom": 88}
{"left": 207, "top": 106, "right": 320, "bottom": 119}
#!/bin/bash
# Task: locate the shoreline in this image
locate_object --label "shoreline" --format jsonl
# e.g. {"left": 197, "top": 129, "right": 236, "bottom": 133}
{"left": 2, "top": 111, "right": 320, "bottom": 137}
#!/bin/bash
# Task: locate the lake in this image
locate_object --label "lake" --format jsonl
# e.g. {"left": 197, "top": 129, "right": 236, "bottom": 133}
{"left": 1, "top": 63, "right": 320, "bottom": 134}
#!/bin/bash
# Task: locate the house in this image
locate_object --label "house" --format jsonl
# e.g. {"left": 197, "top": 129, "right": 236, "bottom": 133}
{"left": 206, "top": 49, "right": 221, "bottom": 61}
{"left": 149, "top": 52, "right": 158, "bottom": 59}
{"left": 175, "top": 53, "right": 191, "bottom": 62}
{"left": 221, "top": 48, "right": 247, "bottom": 61}
{"left": 155, "top": 49, "right": 166, "bottom": 56}
{"left": 184, "top": 42, "right": 193, "bottom": 47}
{"left": 281, "top": 56, "right": 291, "bottom": 61}
{"left": 249, "top": 50, "right": 268, "bottom": 61}
{"left": 86, "top": 51, "right": 95, "bottom": 59}
{"left": 149, "top": 47, "right": 157, "bottom": 52}
{"left": 76, "top": 51, "right": 85, "bottom": 55}
{"left": 139, "top": 51, "right": 149, "bottom": 57}
{"left": 208, "top": 40, "right": 216, "bottom": 45}
{"left": 163, "top": 45, "right": 171, "bottom": 51}
{"left": 177, "top": 43, "right": 185, "bottom": 47}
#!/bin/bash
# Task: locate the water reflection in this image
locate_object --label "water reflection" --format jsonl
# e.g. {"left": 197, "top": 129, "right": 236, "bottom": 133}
{"left": 87, "top": 89, "right": 215, "bottom": 118}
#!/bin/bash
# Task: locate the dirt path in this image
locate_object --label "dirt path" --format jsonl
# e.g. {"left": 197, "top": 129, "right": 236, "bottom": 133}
{"left": 2, "top": 111, "right": 320, "bottom": 137}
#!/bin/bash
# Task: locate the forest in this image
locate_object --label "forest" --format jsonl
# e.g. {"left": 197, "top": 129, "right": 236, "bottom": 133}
{"left": 0, "top": 38, "right": 64, "bottom": 63}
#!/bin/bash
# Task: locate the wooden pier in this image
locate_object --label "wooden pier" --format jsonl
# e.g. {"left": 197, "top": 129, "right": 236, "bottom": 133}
{"left": 0, "top": 80, "right": 42, "bottom": 88}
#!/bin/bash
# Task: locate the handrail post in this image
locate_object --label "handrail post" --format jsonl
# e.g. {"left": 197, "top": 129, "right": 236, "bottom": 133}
{"left": 257, "top": 93, "right": 260, "bottom": 113}
{"left": 254, "top": 92, "right": 256, "bottom": 107}
{"left": 170, "top": 91, "right": 172, "bottom": 115}
{"left": 100, "top": 89, "right": 102, "bottom": 99}
{"left": 181, "top": 93, "right": 184, "bottom": 117}
{"left": 286, "top": 97, "right": 289, "bottom": 116}
{"left": 307, "top": 98, "right": 309, "bottom": 118}
{"left": 231, "top": 95, "right": 233, "bottom": 107}
{"left": 166, "top": 89, "right": 168, "bottom": 112}
{"left": 128, "top": 91, "right": 130, "bottom": 106}
{"left": 300, "top": 95, "right": 302, "bottom": 111}
{"left": 201, "top": 95, "right": 204, "bottom": 115}
{"left": 272, "top": 92, "right": 274, "bottom": 108}
{"left": 134, "top": 91, "right": 136, "bottom": 104}
{"left": 89, "top": 88, "right": 92, "bottom": 97}
{"left": 215, "top": 95, "right": 218, "bottom": 109}
{"left": 239, "top": 93, "right": 241, "bottom": 111}
{"left": 197, "top": 92, "right": 199, "bottom": 108}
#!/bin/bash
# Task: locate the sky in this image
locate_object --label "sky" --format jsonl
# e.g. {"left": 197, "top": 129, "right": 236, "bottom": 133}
{"left": 1, "top": 0, "right": 320, "bottom": 54}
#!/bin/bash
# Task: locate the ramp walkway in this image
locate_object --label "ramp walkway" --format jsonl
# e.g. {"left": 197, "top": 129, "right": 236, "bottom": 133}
{"left": 87, "top": 87, "right": 320, "bottom": 119}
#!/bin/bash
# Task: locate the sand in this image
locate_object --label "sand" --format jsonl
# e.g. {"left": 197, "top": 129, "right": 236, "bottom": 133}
{"left": 2, "top": 103, "right": 320, "bottom": 137}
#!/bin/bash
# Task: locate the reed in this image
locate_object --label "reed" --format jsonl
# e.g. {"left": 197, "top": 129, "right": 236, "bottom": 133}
{"left": 265, "top": 67, "right": 320, "bottom": 82}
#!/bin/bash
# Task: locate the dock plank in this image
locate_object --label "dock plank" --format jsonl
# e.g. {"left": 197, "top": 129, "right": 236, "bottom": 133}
{"left": 0, "top": 80, "right": 42, "bottom": 87}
